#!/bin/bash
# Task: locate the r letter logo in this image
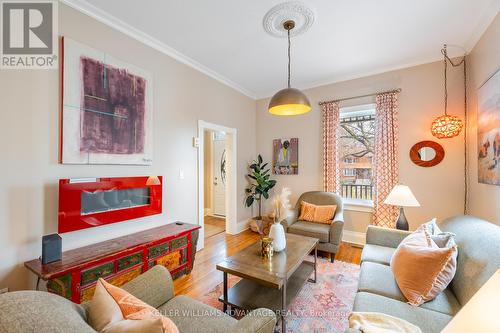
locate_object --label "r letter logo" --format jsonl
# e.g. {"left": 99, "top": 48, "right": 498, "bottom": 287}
{"left": 1, "top": 1, "right": 58, "bottom": 69}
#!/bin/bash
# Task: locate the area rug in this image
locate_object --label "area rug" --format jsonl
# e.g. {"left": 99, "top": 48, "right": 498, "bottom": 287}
{"left": 196, "top": 258, "right": 360, "bottom": 333}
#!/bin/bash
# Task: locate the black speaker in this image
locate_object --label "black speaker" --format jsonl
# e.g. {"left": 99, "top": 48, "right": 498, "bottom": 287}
{"left": 42, "top": 234, "right": 62, "bottom": 264}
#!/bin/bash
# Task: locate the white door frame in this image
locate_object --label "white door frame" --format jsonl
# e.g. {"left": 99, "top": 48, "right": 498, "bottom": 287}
{"left": 197, "top": 120, "right": 237, "bottom": 250}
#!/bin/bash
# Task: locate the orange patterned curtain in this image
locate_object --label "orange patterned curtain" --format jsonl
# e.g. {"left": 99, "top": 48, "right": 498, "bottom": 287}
{"left": 373, "top": 92, "right": 400, "bottom": 227}
{"left": 322, "top": 101, "right": 341, "bottom": 193}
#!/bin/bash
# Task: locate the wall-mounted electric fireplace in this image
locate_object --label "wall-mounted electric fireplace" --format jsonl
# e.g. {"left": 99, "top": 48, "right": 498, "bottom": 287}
{"left": 58, "top": 176, "right": 162, "bottom": 233}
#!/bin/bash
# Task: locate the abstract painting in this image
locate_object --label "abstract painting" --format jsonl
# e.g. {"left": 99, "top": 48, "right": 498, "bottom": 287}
{"left": 273, "top": 138, "right": 298, "bottom": 175}
{"left": 61, "top": 37, "right": 153, "bottom": 165}
{"left": 478, "top": 69, "right": 500, "bottom": 185}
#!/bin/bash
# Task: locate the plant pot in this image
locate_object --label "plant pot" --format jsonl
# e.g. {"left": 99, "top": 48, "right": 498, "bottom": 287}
{"left": 249, "top": 217, "right": 262, "bottom": 233}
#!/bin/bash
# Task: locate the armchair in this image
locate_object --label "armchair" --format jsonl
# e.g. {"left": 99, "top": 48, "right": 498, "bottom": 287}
{"left": 281, "top": 191, "right": 344, "bottom": 262}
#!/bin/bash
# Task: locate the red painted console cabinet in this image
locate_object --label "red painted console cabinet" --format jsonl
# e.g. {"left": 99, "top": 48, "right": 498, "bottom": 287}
{"left": 24, "top": 223, "right": 200, "bottom": 303}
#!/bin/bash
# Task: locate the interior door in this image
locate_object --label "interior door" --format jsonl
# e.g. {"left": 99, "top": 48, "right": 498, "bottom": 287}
{"left": 212, "top": 137, "right": 226, "bottom": 216}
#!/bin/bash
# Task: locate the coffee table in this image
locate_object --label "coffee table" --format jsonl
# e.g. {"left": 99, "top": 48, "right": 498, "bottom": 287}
{"left": 216, "top": 233, "right": 318, "bottom": 332}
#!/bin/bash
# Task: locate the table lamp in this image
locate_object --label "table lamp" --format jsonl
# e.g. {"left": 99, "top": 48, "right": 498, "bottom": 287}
{"left": 384, "top": 185, "right": 420, "bottom": 230}
{"left": 441, "top": 270, "right": 500, "bottom": 332}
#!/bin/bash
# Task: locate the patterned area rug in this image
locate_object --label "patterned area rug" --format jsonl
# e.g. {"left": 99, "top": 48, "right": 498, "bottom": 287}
{"left": 196, "top": 258, "right": 360, "bottom": 333}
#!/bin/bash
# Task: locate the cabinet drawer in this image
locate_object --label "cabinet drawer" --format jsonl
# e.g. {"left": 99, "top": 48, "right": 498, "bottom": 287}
{"left": 148, "top": 241, "right": 169, "bottom": 258}
{"left": 47, "top": 274, "right": 72, "bottom": 300}
{"left": 156, "top": 251, "right": 181, "bottom": 271}
{"left": 81, "top": 262, "right": 114, "bottom": 286}
{"left": 117, "top": 252, "right": 143, "bottom": 272}
{"left": 171, "top": 236, "right": 187, "bottom": 250}
{"left": 80, "top": 266, "right": 142, "bottom": 303}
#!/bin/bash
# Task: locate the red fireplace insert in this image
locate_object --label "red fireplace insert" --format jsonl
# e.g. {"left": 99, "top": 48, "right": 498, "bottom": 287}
{"left": 58, "top": 176, "right": 162, "bottom": 233}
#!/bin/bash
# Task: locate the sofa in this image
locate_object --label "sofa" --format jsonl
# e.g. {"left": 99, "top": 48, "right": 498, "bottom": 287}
{"left": 281, "top": 191, "right": 344, "bottom": 262}
{"left": 347, "top": 215, "right": 500, "bottom": 333}
{"left": 0, "top": 265, "right": 277, "bottom": 333}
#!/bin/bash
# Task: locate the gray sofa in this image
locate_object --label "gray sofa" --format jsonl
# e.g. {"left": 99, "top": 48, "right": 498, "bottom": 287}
{"left": 281, "top": 191, "right": 344, "bottom": 262}
{"left": 0, "top": 265, "right": 276, "bottom": 333}
{"left": 347, "top": 215, "right": 500, "bottom": 333}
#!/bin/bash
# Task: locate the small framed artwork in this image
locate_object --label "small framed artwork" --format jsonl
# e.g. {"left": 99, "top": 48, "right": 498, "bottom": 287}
{"left": 61, "top": 37, "right": 153, "bottom": 165}
{"left": 273, "top": 138, "right": 299, "bottom": 175}
{"left": 477, "top": 68, "right": 500, "bottom": 185}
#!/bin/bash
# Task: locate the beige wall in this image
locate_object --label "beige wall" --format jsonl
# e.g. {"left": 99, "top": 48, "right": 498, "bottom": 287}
{"left": 0, "top": 4, "right": 256, "bottom": 291}
{"left": 257, "top": 60, "right": 466, "bottom": 233}
{"left": 467, "top": 13, "right": 500, "bottom": 225}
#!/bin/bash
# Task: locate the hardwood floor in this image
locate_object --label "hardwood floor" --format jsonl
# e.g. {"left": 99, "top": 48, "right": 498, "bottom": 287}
{"left": 173, "top": 229, "right": 362, "bottom": 298}
{"left": 204, "top": 215, "right": 226, "bottom": 238}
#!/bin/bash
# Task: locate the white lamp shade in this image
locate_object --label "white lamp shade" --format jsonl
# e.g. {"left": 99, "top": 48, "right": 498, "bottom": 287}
{"left": 384, "top": 185, "right": 420, "bottom": 207}
{"left": 442, "top": 270, "right": 500, "bottom": 333}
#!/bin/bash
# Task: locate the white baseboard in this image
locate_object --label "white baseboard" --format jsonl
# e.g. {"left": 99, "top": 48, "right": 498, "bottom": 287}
{"left": 342, "top": 230, "right": 365, "bottom": 246}
{"left": 231, "top": 219, "right": 250, "bottom": 234}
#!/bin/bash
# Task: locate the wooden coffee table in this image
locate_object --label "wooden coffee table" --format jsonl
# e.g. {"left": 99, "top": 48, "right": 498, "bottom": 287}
{"left": 216, "top": 233, "right": 318, "bottom": 332}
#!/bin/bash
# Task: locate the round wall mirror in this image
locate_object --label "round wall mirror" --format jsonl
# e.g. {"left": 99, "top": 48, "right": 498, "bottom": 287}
{"left": 409, "top": 141, "right": 445, "bottom": 167}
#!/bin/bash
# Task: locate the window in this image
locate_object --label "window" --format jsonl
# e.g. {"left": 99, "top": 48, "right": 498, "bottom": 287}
{"left": 339, "top": 105, "right": 375, "bottom": 201}
{"left": 343, "top": 169, "right": 355, "bottom": 176}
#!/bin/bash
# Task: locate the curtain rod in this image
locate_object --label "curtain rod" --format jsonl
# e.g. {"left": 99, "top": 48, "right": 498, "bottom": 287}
{"left": 318, "top": 88, "right": 402, "bottom": 105}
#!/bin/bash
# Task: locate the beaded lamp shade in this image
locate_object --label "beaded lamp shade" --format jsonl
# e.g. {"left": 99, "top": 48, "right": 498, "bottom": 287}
{"left": 431, "top": 114, "right": 463, "bottom": 139}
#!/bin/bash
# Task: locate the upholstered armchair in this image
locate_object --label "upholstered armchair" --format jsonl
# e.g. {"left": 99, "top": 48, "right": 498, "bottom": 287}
{"left": 281, "top": 191, "right": 344, "bottom": 262}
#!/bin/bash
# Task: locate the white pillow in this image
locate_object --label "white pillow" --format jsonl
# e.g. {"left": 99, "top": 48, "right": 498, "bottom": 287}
{"left": 419, "top": 218, "right": 457, "bottom": 248}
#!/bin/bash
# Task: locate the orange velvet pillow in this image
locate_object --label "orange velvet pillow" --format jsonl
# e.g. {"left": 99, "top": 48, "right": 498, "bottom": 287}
{"left": 298, "top": 201, "right": 337, "bottom": 224}
{"left": 97, "top": 278, "right": 179, "bottom": 333}
{"left": 390, "top": 226, "right": 457, "bottom": 306}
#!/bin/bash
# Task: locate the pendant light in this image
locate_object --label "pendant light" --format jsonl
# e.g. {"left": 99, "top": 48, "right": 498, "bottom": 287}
{"left": 268, "top": 20, "right": 311, "bottom": 116}
{"left": 431, "top": 44, "right": 465, "bottom": 139}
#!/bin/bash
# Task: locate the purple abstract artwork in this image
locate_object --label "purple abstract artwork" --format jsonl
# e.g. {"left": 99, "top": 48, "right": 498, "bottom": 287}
{"left": 80, "top": 57, "right": 146, "bottom": 155}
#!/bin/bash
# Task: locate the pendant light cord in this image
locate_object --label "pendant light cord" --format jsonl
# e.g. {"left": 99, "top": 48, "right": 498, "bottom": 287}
{"left": 441, "top": 44, "right": 468, "bottom": 214}
{"left": 287, "top": 28, "right": 291, "bottom": 88}
{"left": 443, "top": 45, "right": 448, "bottom": 116}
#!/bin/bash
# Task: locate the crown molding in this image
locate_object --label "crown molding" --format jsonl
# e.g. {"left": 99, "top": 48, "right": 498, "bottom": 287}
{"left": 464, "top": 0, "right": 500, "bottom": 52}
{"left": 60, "top": 0, "right": 257, "bottom": 99}
{"left": 256, "top": 55, "right": 447, "bottom": 99}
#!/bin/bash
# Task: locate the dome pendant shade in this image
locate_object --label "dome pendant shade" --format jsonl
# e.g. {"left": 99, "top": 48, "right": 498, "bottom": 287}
{"left": 268, "top": 19, "right": 311, "bottom": 116}
{"left": 268, "top": 88, "right": 311, "bottom": 116}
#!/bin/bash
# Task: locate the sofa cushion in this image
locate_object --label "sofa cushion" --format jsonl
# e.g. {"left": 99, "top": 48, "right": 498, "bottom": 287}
{"left": 87, "top": 278, "right": 126, "bottom": 331}
{"left": 353, "top": 292, "right": 452, "bottom": 333}
{"left": 361, "top": 244, "right": 395, "bottom": 265}
{"left": 358, "top": 262, "right": 460, "bottom": 316}
{"left": 440, "top": 215, "right": 500, "bottom": 306}
{"left": 298, "top": 201, "right": 337, "bottom": 224}
{"left": 121, "top": 265, "right": 174, "bottom": 309}
{"left": 0, "top": 291, "right": 95, "bottom": 333}
{"left": 390, "top": 227, "right": 457, "bottom": 306}
{"left": 158, "top": 295, "right": 237, "bottom": 333}
{"left": 97, "top": 278, "right": 178, "bottom": 333}
{"left": 288, "top": 221, "right": 330, "bottom": 242}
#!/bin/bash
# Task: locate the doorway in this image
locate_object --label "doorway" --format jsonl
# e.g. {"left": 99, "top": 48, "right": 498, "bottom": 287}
{"left": 197, "top": 121, "right": 237, "bottom": 250}
{"left": 203, "top": 130, "right": 226, "bottom": 239}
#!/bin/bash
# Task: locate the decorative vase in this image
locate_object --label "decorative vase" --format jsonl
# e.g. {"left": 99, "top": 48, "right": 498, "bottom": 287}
{"left": 269, "top": 222, "right": 286, "bottom": 252}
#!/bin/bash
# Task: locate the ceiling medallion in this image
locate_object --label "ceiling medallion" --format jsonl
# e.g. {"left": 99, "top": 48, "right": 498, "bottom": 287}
{"left": 263, "top": 1, "right": 315, "bottom": 38}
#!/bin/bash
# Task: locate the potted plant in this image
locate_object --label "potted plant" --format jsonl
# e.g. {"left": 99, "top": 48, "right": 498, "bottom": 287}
{"left": 245, "top": 155, "right": 277, "bottom": 225}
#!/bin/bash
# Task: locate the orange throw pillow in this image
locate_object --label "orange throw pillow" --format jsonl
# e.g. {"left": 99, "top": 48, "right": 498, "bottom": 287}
{"left": 390, "top": 226, "right": 457, "bottom": 306}
{"left": 298, "top": 201, "right": 337, "bottom": 224}
{"left": 98, "top": 278, "right": 179, "bottom": 333}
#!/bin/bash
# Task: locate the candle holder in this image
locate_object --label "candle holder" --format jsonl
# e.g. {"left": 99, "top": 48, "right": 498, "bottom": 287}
{"left": 261, "top": 237, "right": 274, "bottom": 259}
